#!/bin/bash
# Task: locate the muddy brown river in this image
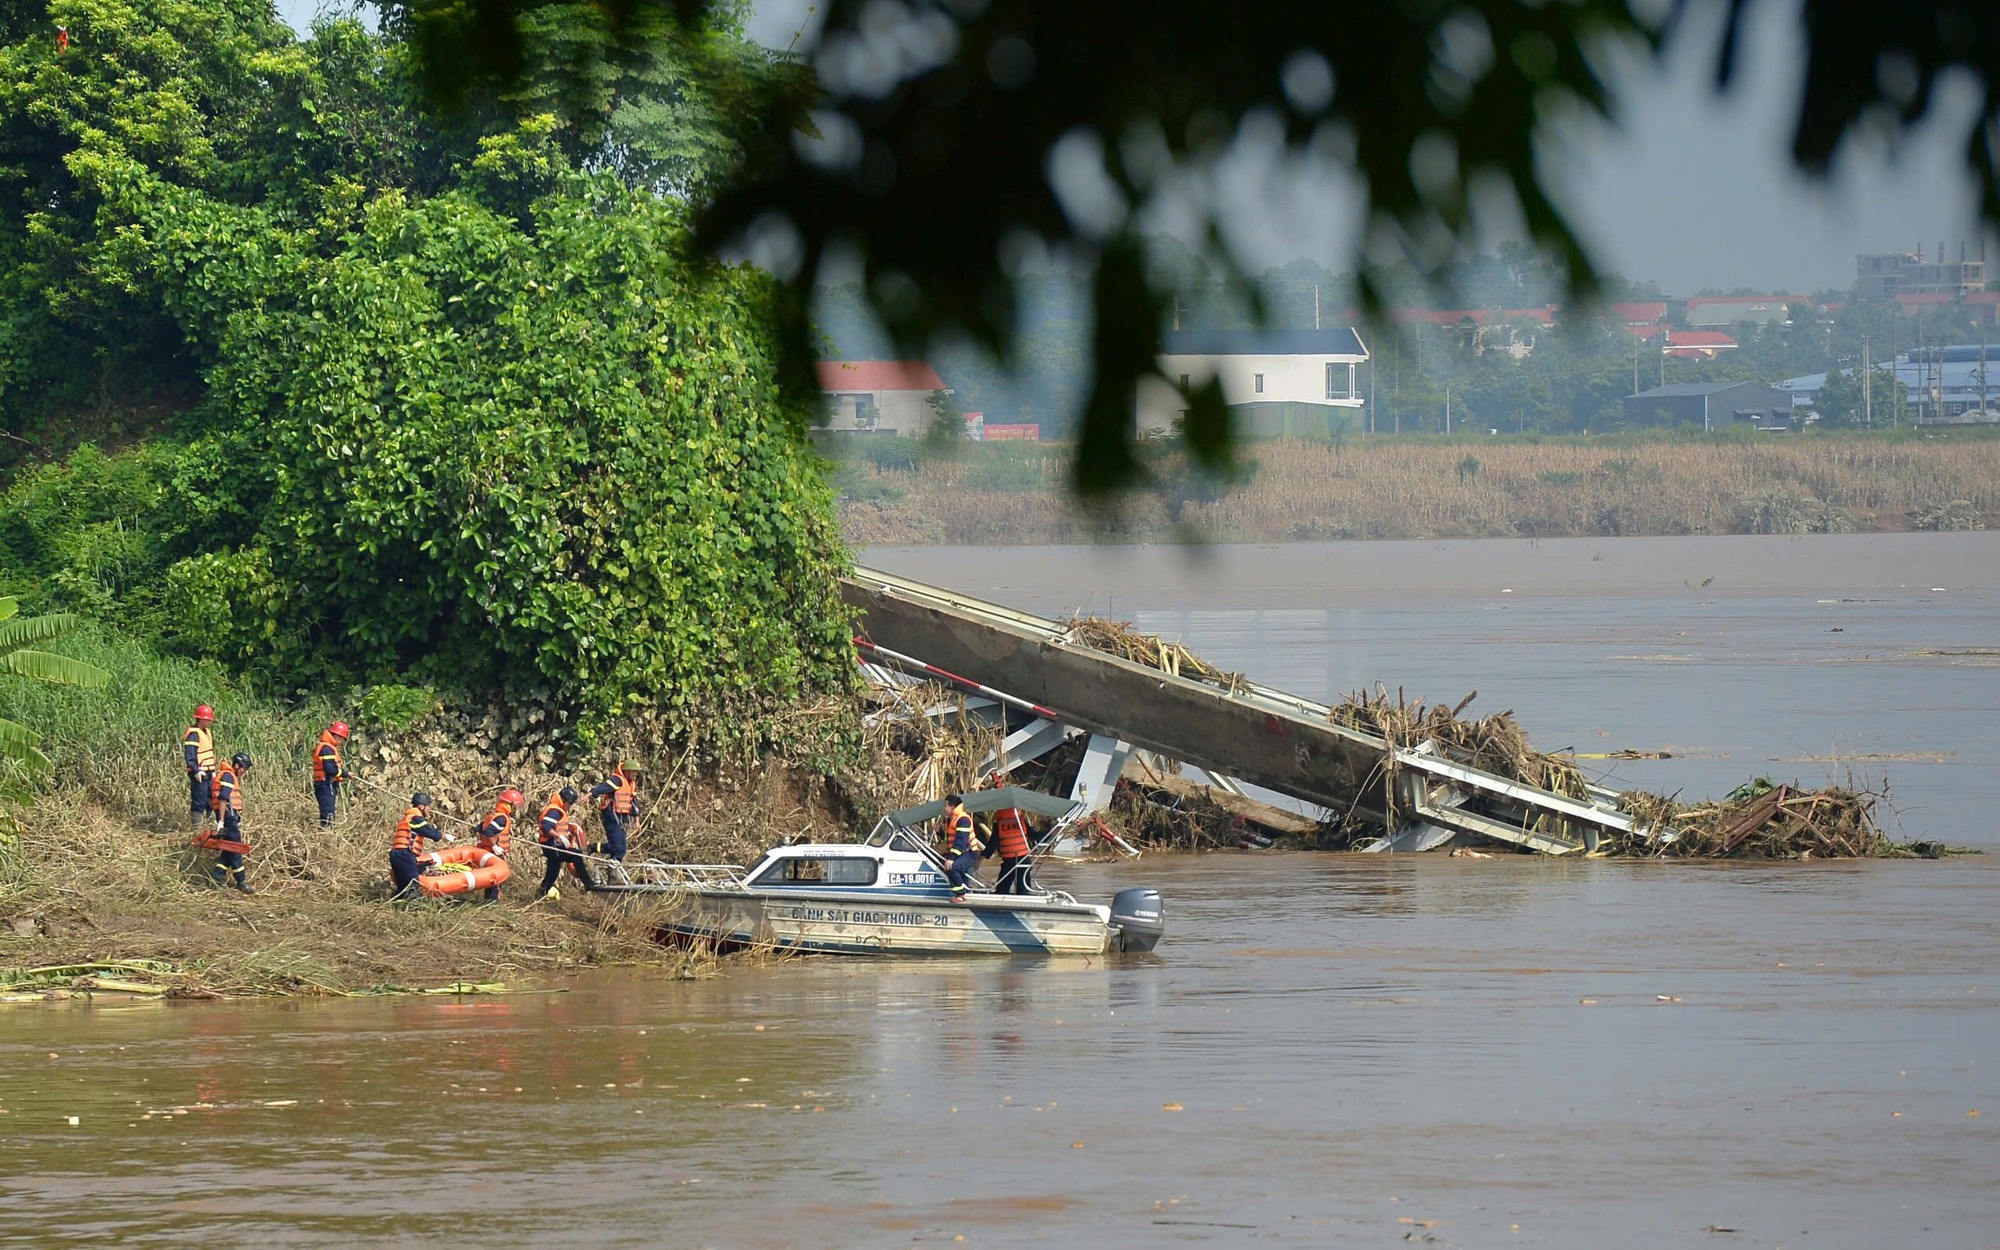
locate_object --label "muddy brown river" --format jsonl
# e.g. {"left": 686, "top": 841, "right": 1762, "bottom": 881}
{"left": 3, "top": 534, "right": 1996, "bottom": 1246}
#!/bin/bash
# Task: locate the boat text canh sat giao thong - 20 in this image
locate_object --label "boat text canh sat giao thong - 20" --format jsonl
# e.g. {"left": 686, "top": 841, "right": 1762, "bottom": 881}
{"left": 587, "top": 788, "right": 1165, "bottom": 956}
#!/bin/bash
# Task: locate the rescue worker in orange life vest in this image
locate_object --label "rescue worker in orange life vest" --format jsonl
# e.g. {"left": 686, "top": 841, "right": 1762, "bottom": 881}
{"left": 941, "top": 793, "right": 981, "bottom": 903}
{"left": 312, "top": 721, "right": 351, "bottom": 827}
{"left": 389, "top": 792, "right": 452, "bottom": 900}
{"left": 207, "top": 752, "right": 254, "bottom": 893}
{"left": 535, "top": 786, "right": 590, "bottom": 901}
{"left": 587, "top": 762, "right": 640, "bottom": 862}
{"left": 182, "top": 705, "right": 216, "bottom": 830}
{"left": 985, "top": 773, "right": 1037, "bottom": 895}
{"left": 475, "top": 788, "right": 524, "bottom": 902}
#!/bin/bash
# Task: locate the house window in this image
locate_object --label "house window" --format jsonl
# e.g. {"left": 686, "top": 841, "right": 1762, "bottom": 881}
{"left": 1325, "top": 362, "right": 1354, "bottom": 400}
{"left": 1253, "top": 373, "right": 1265, "bottom": 394}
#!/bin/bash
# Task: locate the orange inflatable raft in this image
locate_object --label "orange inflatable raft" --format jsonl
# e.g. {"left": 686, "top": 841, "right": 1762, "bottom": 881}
{"left": 417, "top": 846, "right": 511, "bottom": 897}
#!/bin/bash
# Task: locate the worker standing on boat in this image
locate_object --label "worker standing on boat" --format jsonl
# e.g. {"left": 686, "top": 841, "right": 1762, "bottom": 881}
{"left": 311, "top": 721, "right": 351, "bottom": 827}
{"left": 389, "top": 792, "right": 451, "bottom": 900}
{"left": 988, "top": 781, "right": 1035, "bottom": 895}
{"left": 587, "top": 762, "right": 639, "bottom": 862}
{"left": 942, "top": 793, "right": 981, "bottom": 903}
{"left": 182, "top": 705, "right": 216, "bottom": 830}
{"left": 474, "top": 788, "right": 522, "bottom": 902}
{"left": 206, "top": 751, "right": 254, "bottom": 893}
{"left": 534, "top": 785, "right": 590, "bottom": 901}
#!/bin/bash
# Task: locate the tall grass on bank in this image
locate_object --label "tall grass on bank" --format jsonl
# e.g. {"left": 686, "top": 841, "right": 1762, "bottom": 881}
{"left": 834, "top": 434, "right": 2000, "bottom": 545}
{"left": 0, "top": 624, "right": 333, "bottom": 826}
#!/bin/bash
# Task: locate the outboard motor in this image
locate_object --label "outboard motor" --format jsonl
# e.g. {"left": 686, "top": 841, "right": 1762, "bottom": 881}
{"left": 1109, "top": 887, "right": 1165, "bottom": 952}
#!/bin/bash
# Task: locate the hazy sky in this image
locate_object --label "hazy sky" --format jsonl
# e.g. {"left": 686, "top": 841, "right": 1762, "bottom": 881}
{"left": 280, "top": 0, "right": 1988, "bottom": 297}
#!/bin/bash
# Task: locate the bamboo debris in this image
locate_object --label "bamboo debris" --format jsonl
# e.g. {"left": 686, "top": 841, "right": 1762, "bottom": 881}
{"left": 1613, "top": 777, "right": 1891, "bottom": 859}
{"left": 1064, "top": 616, "right": 1249, "bottom": 693}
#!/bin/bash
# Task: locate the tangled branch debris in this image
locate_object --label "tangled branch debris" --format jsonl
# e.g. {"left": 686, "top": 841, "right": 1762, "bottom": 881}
{"left": 1066, "top": 616, "right": 1248, "bottom": 692}
{"left": 1612, "top": 777, "right": 1898, "bottom": 859}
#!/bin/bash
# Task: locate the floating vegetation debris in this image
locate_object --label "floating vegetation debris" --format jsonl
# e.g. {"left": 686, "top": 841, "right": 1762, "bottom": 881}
{"left": 1613, "top": 777, "right": 1893, "bottom": 859}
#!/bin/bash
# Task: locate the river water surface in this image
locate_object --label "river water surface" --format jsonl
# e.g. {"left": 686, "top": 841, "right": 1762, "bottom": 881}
{"left": 3, "top": 534, "right": 1996, "bottom": 1247}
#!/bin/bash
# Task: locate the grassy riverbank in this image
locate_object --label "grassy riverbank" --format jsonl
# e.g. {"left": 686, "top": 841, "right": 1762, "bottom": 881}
{"left": 834, "top": 431, "right": 2000, "bottom": 545}
{"left": 0, "top": 629, "right": 872, "bottom": 994}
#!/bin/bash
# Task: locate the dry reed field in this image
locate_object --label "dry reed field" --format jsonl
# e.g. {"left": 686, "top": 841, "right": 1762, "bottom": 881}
{"left": 838, "top": 437, "right": 2000, "bottom": 545}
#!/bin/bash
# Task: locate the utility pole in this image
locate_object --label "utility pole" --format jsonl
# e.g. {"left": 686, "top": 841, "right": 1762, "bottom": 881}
{"left": 1313, "top": 283, "right": 1321, "bottom": 331}
{"left": 1633, "top": 328, "right": 1640, "bottom": 396}
{"left": 1369, "top": 361, "right": 1376, "bottom": 435}
{"left": 1983, "top": 334, "right": 1990, "bottom": 420}
{"left": 1862, "top": 335, "right": 1872, "bottom": 430}
{"left": 1445, "top": 386, "right": 1452, "bottom": 435}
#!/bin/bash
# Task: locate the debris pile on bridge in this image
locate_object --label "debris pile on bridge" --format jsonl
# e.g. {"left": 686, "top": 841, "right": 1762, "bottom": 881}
{"left": 1328, "top": 686, "right": 1591, "bottom": 803}
{"left": 1613, "top": 778, "right": 1890, "bottom": 859}
{"left": 1066, "top": 616, "right": 1247, "bottom": 692}
{"left": 847, "top": 569, "right": 1933, "bottom": 860}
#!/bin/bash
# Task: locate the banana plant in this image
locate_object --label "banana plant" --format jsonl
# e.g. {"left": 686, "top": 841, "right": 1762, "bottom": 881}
{"left": 0, "top": 597, "right": 112, "bottom": 795}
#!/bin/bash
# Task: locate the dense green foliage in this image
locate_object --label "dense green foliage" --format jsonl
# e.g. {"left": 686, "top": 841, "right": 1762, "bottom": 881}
{"left": 0, "top": 595, "right": 111, "bottom": 793}
{"left": 0, "top": 0, "right": 856, "bottom": 755}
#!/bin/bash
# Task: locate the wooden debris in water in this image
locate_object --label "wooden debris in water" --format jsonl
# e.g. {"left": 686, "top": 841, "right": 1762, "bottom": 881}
{"left": 1615, "top": 777, "right": 1892, "bottom": 859}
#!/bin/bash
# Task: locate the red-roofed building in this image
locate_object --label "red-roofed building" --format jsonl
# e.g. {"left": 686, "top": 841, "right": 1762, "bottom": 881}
{"left": 1661, "top": 330, "right": 1738, "bottom": 360}
{"left": 1622, "top": 326, "right": 1738, "bottom": 359}
{"left": 815, "top": 360, "right": 951, "bottom": 436}
{"left": 1964, "top": 292, "right": 2000, "bottom": 326}
{"left": 1608, "top": 301, "right": 1669, "bottom": 327}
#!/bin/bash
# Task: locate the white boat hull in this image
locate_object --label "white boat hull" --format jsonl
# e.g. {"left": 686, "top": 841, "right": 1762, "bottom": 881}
{"left": 653, "top": 887, "right": 1119, "bottom": 956}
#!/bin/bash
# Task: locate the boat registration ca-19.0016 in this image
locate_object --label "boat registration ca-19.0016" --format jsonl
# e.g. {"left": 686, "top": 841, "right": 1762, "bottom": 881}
{"left": 772, "top": 905, "right": 945, "bottom": 927}
{"left": 887, "top": 871, "right": 942, "bottom": 886}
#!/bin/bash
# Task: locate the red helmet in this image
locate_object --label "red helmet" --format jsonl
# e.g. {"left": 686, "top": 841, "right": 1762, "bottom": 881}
{"left": 193, "top": 705, "right": 215, "bottom": 723}
{"left": 499, "top": 788, "right": 524, "bottom": 809}
{"left": 329, "top": 721, "right": 350, "bottom": 739}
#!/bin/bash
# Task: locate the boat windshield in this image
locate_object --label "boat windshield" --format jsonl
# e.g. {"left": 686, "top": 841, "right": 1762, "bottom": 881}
{"left": 864, "top": 825, "right": 928, "bottom": 856}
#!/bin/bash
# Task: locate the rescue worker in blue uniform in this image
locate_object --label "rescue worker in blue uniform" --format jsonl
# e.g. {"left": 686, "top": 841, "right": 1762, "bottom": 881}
{"left": 475, "top": 789, "right": 523, "bottom": 902}
{"left": 587, "top": 762, "right": 639, "bottom": 862}
{"left": 389, "top": 792, "right": 450, "bottom": 900}
{"left": 182, "top": 705, "right": 216, "bottom": 830}
{"left": 207, "top": 751, "right": 254, "bottom": 893}
{"left": 311, "top": 721, "right": 351, "bottom": 827}
{"left": 535, "top": 786, "right": 590, "bottom": 901}
{"left": 941, "top": 793, "right": 981, "bottom": 903}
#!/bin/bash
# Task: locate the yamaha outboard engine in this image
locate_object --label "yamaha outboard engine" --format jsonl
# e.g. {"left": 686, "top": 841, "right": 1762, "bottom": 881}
{"left": 1109, "top": 888, "right": 1165, "bottom": 952}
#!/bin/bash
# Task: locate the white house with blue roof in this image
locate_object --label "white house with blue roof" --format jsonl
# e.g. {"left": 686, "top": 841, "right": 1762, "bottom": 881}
{"left": 1137, "top": 327, "right": 1371, "bottom": 438}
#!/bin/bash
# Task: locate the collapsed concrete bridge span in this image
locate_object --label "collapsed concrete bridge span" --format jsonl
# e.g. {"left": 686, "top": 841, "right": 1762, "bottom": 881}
{"left": 841, "top": 566, "right": 1639, "bottom": 855}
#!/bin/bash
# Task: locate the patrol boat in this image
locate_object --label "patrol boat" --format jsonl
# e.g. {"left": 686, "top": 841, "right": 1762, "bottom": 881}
{"left": 591, "top": 788, "right": 1165, "bottom": 957}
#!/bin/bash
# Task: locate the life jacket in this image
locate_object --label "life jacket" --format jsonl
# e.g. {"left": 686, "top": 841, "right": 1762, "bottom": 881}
{"left": 391, "top": 806, "right": 430, "bottom": 853}
{"left": 946, "top": 806, "right": 976, "bottom": 855}
{"left": 312, "top": 731, "right": 344, "bottom": 783}
{"left": 597, "top": 767, "right": 635, "bottom": 815}
{"left": 995, "top": 807, "right": 1031, "bottom": 859}
{"left": 478, "top": 806, "right": 512, "bottom": 855}
{"left": 184, "top": 725, "right": 216, "bottom": 773}
{"left": 539, "top": 793, "right": 575, "bottom": 846}
{"left": 208, "top": 765, "right": 241, "bottom": 814}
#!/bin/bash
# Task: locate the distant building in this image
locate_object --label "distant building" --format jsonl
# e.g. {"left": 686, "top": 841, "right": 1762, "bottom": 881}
{"left": 816, "top": 361, "right": 950, "bottom": 436}
{"left": 1624, "top": 326, "right": 1739, "bottom": 359}
{"left": 1623, "top": 381, "right": 1795, "bottom": 431}
{"left": 1856, "top": 248, "right": 1985, "bottom": 298}
{"left": 1386, "top": 307, "right": 1556, "bottom": 358}
{"left": 1683, "top": 296, "right": 1805, "bottom": 327}
{"left": 1138, "top": 327, "right": 1370, "bottom": 439}
{"left": 1607, "top": 301, "right": 1669, "bottom": 329}
{"left": 1781, "top": 343, "right": 2000, "bottom": 423}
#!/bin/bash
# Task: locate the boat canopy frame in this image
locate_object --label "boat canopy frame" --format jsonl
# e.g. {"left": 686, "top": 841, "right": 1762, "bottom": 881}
{"left": 870, "top": 787, "right": 1084, "bottom": 842}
